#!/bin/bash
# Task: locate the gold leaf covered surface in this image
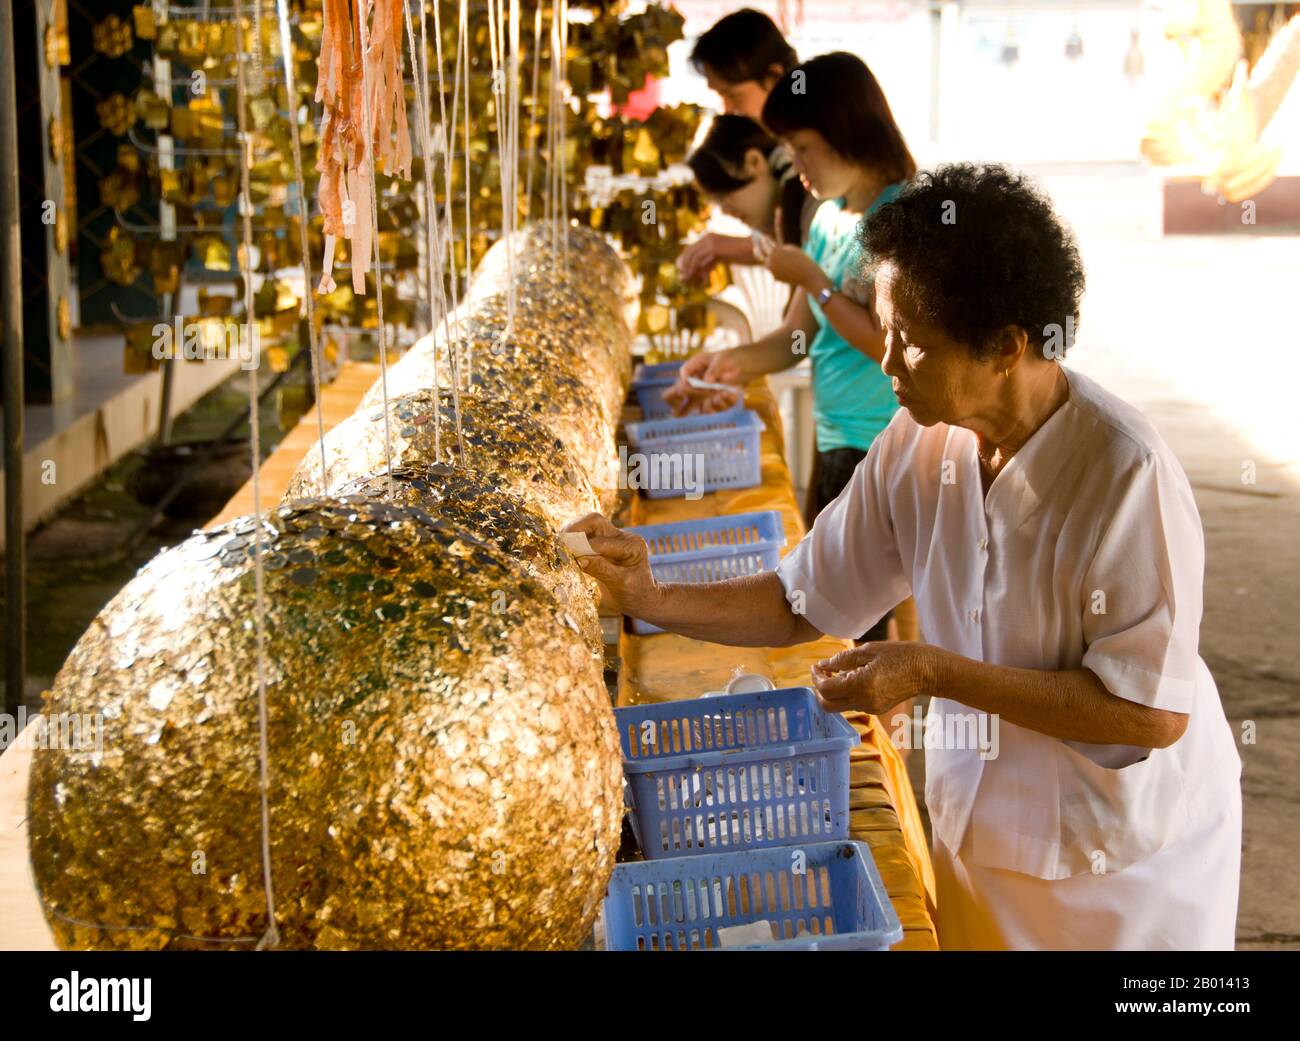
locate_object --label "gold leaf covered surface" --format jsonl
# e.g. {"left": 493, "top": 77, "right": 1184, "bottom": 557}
{"left": 333, "top": 467, "right": 603, "bottom": 649}
{"left": 284, "top": 389, "right": 600, "bottom": 531}
{"left": 28, "top": 500, "right": 623, "bottom": 950}
{"left": 360, "top": 223, "right": 635, "bottom": 488}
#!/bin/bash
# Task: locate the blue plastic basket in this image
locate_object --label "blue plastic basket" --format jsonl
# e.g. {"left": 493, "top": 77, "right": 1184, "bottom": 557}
{"left": 601, "top": 840, "right": 903, "bottom": 951}
{"left": 631, "top": 361, "right": 685, "bottom": 386}
{"left": 615, "top": 688, "right": 859, "bottom": 859}
{"left": 624, "top": 510, "right": 787, "bottom": 635}
{"left": 630, "top": 360, "right": 743, "bottom": 420}
{"left": 634, "top": 382, "right": 743, "bottom": 421}
{"left": 623, "top": 410, "right": 764, "bottom": 500}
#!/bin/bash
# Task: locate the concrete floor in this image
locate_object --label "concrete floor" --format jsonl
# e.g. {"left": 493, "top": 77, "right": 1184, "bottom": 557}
{"left": 897, "top": 162, "right": 1300, "bottom": 949}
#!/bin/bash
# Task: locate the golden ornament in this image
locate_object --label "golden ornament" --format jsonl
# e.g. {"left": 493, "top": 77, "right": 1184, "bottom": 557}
{"left": 333, "top": 468, "right": 604, "bottom": 651}
{"left": 283, "top": 388, "right": 601, "bottom": 531}
{"left": 27, "top": 502, "right": 623, "bottom": 949}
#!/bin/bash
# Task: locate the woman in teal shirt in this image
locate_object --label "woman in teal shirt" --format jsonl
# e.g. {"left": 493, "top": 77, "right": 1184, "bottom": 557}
{"left": 669, "top": 52, "right": 916, "bottom": 640}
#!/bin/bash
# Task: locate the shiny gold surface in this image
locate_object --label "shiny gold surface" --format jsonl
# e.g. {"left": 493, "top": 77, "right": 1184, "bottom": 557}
{"left": 28, "top": 500, "right": 622, "bottom": 950}
{"left": 333, "top": 467, "right": 603, "bottom": 651}
{"left": 284, "top": 388, "right": 601, "bottom": 531}
{"left": 30, "top": 224, "right": 634, "bottom": 951}
{"left": 362, "top": 224, "right": 634, "bottom": 498}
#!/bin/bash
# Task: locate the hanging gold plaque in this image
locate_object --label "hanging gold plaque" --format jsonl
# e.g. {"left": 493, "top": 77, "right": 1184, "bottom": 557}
{"left": 44, "top": 24, "right": 70, "bottom": 68}
{"left": 132, "top": 6, "right": 156, "bottom": 41}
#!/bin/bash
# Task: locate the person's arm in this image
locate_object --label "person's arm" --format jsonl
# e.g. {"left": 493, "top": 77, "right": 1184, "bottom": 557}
{"left": 805, "top": 270, "right": 886, "bottom": 363}
{"left": 811, "top": 644, "right": 1187, "bottom": 748}
{"left": 765, "top": 245, "right": 885, "bottom": 362}
{"left": 728, "top": 289, "right": 820, "bottom": 378}
{"left": 812, "top": 450, "right": 1207, "bottom": 749}
{"left": 950, "top": 658, "right": 1189, "bottom": 748}
{"left": 678, "top": 233, "right": 757, "bottom": 283}
{"left": 663, "top": 292, "right": 817, "bottom": 414}
{"left": 563, "top": 514, "right": 822, "bottom": 647}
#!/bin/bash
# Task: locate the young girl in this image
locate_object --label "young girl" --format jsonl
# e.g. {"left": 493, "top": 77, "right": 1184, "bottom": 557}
{"left": 678, "top": 115, "right": 808, "bottom": 283}
{"left": 667, "top": 52, "right": 917, "bottom": 641}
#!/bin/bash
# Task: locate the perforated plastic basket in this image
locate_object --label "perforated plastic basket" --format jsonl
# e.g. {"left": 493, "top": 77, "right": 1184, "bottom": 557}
{"left": 630, "top": 360, "right": 743, "bottom": 420}
{"left": 624, "top": 510, "right": 786, "bottom": 635}
{"left": 634, "top": 383, "right": 743, "bottom": 421}
{"left": 631, "top": 361, "right": 684, "bottom": 386}
{"left": 623, "top": 410, "right": 764, "bottom": 499}
{"left": 615, "top": 687, "right": 858, "bottom": 859}
{"left": 601, "top": 840, "right": 902, "bottom": 951}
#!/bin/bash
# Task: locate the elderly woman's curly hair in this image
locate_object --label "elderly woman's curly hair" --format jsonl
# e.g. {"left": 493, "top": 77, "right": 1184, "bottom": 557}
{"left": 860, "top": 164, "right": 1086, "bottom": 359}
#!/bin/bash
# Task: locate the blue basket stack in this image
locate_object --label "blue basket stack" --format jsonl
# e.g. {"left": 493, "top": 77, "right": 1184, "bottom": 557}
{"left": 601, "top": 688, "right": 902, "bottom": 951}
{"left": 625, "top": 360, "right": 760, "bottom": 497}
{"left": 623, "top": 411, "right": 765, "bottom": 499}
{"left": 602, "top": 840, "right": 902, "bottom": 951}
{"left": 631, "top": 368, "right": 742, "bottom": 421}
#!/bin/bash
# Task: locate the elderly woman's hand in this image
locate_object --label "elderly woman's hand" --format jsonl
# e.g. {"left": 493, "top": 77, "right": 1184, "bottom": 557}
{"left": 562, "top": 514, "right": 658, "bottom": 618}
{"left": 811, "top": 642, "right": 954, "bottom": 716}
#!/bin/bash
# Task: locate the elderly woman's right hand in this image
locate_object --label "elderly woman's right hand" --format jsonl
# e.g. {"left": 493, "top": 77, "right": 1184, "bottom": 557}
{"left": 562, "top": 514, "right": 658, "bottom": 618}
{"left": 662, "top": 349, "right": 745, "bottom": 416}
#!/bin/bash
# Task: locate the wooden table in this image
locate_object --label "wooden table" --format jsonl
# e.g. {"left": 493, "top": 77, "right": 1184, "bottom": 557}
{"left": 617, "top": 380, "right": 939, "bottom": 950}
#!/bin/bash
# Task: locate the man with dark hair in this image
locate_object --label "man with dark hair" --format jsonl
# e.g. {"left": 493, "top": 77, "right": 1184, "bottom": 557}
{"left": 689, "top": 8, "right": 798, "bottom": 121}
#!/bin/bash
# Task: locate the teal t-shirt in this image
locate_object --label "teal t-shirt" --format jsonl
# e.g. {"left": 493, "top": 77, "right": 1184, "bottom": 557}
{"left": 802, "top": 182, "right": 904, "bottom": 453}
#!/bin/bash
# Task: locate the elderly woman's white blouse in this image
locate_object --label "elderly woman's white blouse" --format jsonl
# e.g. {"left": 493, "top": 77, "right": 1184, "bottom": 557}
{"left": 777, "top": 365, "right": 1241, "bottom": 881}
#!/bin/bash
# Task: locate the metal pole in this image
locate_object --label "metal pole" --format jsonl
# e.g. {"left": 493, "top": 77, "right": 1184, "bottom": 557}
{"left": 1, "top": 0, "right": 28, "bottom": 723}
{"left": 156, "top": 290, "right": 176, "bottom": 443}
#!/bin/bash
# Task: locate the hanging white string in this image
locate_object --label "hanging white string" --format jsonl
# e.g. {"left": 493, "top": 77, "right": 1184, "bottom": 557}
{"left": 274, "top": 0, "right": 329, "bottom": 490}
{"left": 357, "top": 0, "right": 396, "bottom": 495}
{"left": 431, "top": 0, "right": 468, "bottom": 454}
{"left": 559, "top": 0, "right": 569, "bottom": 262}
{"left": 401, "top": 0, "right": 448, "bottom": 464}
{"left": 461, "top": 0, "right": 471, "bottom": 312}
{"left": 545, "top": 5, "right": 555, "bottom": 235}
{"left": 421, "top": 0, "right": 451, "bottom": 396}
{"left": 546, "top": 1, "right": 570, "bottom": 252}
{"left": 525, "top": 1, "right": 542, "bottom": 218}
{"left": 441, "top": 0, "right": 473, "bottom": 392}
{"left": 439, "top": 0, "right": 470, "bottom": 400}
{"left": 486, "top": 0, "right": 509, "bottom": 351}
{"left": 231, "top": 0, "right": 278, "bottom": 952}
{"left": 487, "top": 0, "right": 520, "bottom": 347}
{"left": 507, "top": 0, "right": 520, "bottom": 333}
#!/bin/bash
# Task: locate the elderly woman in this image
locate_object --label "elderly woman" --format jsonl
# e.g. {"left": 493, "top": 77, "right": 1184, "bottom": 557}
{"left": 568, "top": 165, "right": 1242, "bottom": 951}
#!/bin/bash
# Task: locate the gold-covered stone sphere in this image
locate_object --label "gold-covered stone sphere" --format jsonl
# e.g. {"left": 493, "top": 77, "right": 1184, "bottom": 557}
{"left": 284, "top": 389, "right": 601, "bottom": 530}
{"left": 333, "top": 467, "right": 603, "bottom": 650}
{"left": 27, "top": 500, "right": 624, "bottom": 950}
{"left": 361, "top": 315, "right": 621, "bottom": 497}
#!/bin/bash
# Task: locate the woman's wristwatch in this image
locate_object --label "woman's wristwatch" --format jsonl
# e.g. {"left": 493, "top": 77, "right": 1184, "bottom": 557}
{"left": 815, "top": 285, "right": 838, "bottom": 308}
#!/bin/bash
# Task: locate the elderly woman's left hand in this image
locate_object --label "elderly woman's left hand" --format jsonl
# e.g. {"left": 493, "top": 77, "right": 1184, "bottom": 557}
{"left": 811, "top": 642, "right": 954, "bottom": 716}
